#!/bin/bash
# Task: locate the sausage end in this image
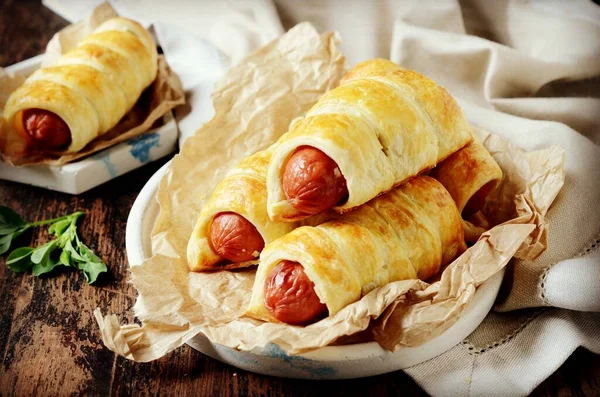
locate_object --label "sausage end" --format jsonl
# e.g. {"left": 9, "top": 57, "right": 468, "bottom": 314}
{"left": 22, "top": 109, "right": 72, "bottom": 149}
{"left": 209, "top": 212, "right": 265, "bottom": 263}
{"left": 264, "top": 260, "right": 328, "bottom": 325}
{"left": 282, "top": 146, "right": 348, "bottom": 216}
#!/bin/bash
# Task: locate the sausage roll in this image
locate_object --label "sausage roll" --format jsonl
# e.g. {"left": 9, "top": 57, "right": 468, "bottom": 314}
{"left": 1, "top": 17, "right": 158, "bottom": 156}
{"left": 266, "top": 58, "right": 473, "bottom": 222}
{"left": 187, "top": 149, "right": 298, "bottom": 271}
{"left": 430, "top": 136, "right": 502, "bottom": 217}
{"left": 247, "top": 176, "right": 466, "bottom": 325}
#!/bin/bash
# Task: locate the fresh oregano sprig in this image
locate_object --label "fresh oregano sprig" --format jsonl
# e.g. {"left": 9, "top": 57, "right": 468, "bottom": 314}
{"left": 0, "top": 206, "right": 107, "bottom": 284}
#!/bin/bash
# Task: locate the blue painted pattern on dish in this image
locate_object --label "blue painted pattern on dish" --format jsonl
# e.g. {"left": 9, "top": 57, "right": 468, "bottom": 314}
{"left": 216, "top": 343, "right": 337, "bottom": 378}
{"left": 262, "top": 343, "right": 337, "bottom": 377}
{"left": 128, "top": 132, "right": 160, "bottom": 163}
{"left": 90, "top": 152, "right": 117, "bottom": 178}
{"left": 219, "top": 348, "right": 263, "bottom": 368}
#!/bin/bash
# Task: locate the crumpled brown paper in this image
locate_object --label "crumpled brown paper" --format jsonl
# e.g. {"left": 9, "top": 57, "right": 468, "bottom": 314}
{"left": 476, "top": 129, "right": 565, "bottom": 260}
{"left": 93, "top": 22, "right": 565, "bottom": 362}
{"left": 0, "top": 2, "right": 185, "bottom": 166}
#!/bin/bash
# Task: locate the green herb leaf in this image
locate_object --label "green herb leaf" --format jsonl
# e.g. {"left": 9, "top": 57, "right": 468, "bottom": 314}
{"left": 78, "top": 260, "right": 107, "bottom": 284}
{"left": 59, "top": 249, "right": 72, "bottom": 267}
{"left": 0, "top": 233, "right": 14, "bottom": 255}
{"left": 75, "top": 241, "right": 107, "bottom": 284}
{"left": 0, "top": 206, "right": 27, "bottom": 232}
{"left": 32, "top": 254, "right": 63, "bottom": 277}
{"left": 78, "top": 243, "right": 102, "bottom": 264}
{"left": 64, "top": 239, "right": 85, "bottom": 262}
{"left": 0, "top": 207, "right": 30, "bottom": 254}
{"left": 0, "top": 225, "right": 20, "bottom": 236}
{"left": 6, "top": 246, "right": 34, "bottom": 272}
{"left": 49, "top": 219, "right": 71, "bottom": 237}
{"left": 31, "top": 240, "right": 58, "bottom": 265}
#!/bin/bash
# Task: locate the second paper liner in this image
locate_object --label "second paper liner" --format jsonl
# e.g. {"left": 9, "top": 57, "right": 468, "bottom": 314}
{"left": 94, "top": 22, "right": 565, "bottom": 362}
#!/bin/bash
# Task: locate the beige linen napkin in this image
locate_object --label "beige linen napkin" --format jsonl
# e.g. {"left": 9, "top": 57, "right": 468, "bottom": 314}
{"left": 375, "top": 1, "right": 600, "bottom": 395}
{"left": 43, "top": 0, "right": 283, "bottom": 66}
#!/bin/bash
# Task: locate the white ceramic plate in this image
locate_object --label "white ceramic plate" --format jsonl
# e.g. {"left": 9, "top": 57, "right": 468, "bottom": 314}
{"left": 126, "top": 162, "right": 504, "bottom": 379}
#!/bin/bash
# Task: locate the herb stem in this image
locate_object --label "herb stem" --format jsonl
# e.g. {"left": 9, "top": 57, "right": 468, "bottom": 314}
{"left": 28, "top": 211, "right": 84, "bottom": 227}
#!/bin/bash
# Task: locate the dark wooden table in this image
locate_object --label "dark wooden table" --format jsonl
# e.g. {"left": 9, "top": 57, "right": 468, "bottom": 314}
{"left": 1, "top": 1, "right": 599, "bottom": 396}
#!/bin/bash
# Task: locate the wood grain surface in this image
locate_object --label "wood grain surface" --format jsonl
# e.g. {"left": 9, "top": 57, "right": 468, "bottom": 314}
{"left": 1, "top": 1, "right": 599, "bottom": 396}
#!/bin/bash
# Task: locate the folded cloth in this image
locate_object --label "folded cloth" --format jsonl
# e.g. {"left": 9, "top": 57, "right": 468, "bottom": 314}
{"left": 46, "top": 0, "right": 600, "bottom": 395}
{"left": 43, "top": 0, "right": 283, "bottom": 65}
{"left": 382, "top": 0, "right": 600, "bottom": 310}
{"left": 151, "top": 22, "right": 228, "bottom": 145}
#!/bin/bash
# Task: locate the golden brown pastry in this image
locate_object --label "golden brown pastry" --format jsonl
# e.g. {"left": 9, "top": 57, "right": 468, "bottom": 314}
{"left": 247, "top": 176, "right": 466, "bottom": 325}
{"left": 266, "top": 58, "right": 473, "bottom": 222}
{"left": 430, "top": 135, "right": 502, "bottom": 217}
{"left": 187, "top": 149, "right": 298, "bottom": 271}
{"left": 1, "top": 17, "right": 157, "bottom": 156}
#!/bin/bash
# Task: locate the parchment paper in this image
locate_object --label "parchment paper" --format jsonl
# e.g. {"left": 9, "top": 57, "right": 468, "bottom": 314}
{"left": 0, "top": 2, "right": 185, "bottom": 166}
{"left": 94, "top": 22, "right": 565, "bottom": 361}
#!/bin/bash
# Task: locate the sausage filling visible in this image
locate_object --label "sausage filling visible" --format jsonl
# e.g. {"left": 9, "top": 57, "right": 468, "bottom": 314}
{"left": 264, "top": 260, "right": 328, "bottom": 325}
{"left": 209, "top": 212, "right": 265, "bottom": 263}
{"left": 22, "top": 109, "right": 71, "bottom": 149}
{"left": 282, "top": 146, "right": 348, "bottom": 216}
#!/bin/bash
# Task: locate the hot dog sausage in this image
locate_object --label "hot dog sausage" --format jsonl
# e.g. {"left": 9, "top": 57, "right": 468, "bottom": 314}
{"left": 22, "top": 109, "right": 71, "bottom": 149}
{"left": 209, "top": 212, "right": 265, "bottom": 263}
{"left": 264, "top": 260, "right": 328, "bottom": 325}
{"left": 282, "top": 146, "right": 348, "bottom": 216}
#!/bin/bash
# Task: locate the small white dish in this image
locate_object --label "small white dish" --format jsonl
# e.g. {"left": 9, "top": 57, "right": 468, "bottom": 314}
{"left": 0, "top": 55, "right": 178, "bottom": 195}
{"left": 126, "top": 163, "right": 505, "bottom": 379}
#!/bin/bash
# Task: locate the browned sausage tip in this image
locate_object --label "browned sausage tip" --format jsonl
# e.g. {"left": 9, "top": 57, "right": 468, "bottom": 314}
{"left": 264, "top": 260, "right": 328, "bottom": 325}
{"left": 22, "top": 109, "right": 71, "bottom": 149}
{"left": 209, "top": 212, "right": 265, "bottom": 263}
{"left": 282, "top": 146, "right": 348, "bottom": 216}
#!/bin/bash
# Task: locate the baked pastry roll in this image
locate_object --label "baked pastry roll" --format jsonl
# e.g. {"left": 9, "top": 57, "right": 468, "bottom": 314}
{"left": 1, "top": 17, "right": 157, "bottom": 156}
{"left": 187, "top": 149, "right": 298, "bottom": 271}
{"left": 247, "top": 176, "right": 466, "bottom": 325}
{"left": 431, "top": 136, "right": 502, "bottom": 217}
{"left": 266, "top": 58, "right": 473, "bottom": 222}
{"left": 431, "top": 132, "right": 502, "bottom": 242}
